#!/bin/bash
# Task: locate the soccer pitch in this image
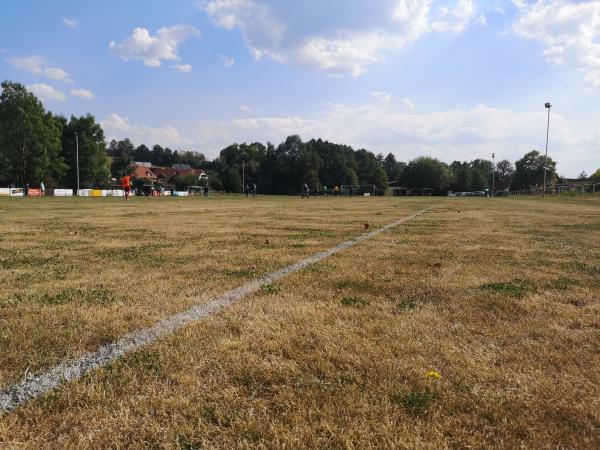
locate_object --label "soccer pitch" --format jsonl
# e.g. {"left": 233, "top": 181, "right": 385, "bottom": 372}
{"left": 0, "top": 195, "right": 598, "bottom": 448}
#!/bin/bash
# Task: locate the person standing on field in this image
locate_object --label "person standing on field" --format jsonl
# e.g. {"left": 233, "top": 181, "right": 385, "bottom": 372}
{"left": 121, "top": 173, "right": 132, "bottom": 200}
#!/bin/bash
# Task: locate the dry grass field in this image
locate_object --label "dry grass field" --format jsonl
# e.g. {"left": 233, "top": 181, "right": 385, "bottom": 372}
{"left": 0, "top": 195, "right": 598, "bottom": 448}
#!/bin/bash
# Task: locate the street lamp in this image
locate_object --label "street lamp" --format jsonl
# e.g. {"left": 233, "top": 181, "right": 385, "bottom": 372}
{"left": 75, "top": 132, "right": 80, "bottom": 196}
{"left": 543, "top": 102, "right": 551, "bottom": 197}
{"left": 491, "top": 152, "right": 495, "bottom": 197}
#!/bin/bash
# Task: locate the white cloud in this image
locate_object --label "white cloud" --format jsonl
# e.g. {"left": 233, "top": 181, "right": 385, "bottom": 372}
{"left": 8, "top": 56, "right": 72, "bottom": 82}
{"left": 401, "top": 98, "right": 416, "bottom": 110}
{"left": 43, "top": 67, "right": 72, "bottom": 82}
{"left": 477, "top": 14, "right": 487, "bottom": 26}
{"left": 101, "top": 113, "right": 192, "bottom": 147}
{"left": 296, "top": 31, "right": 407, "bottom": 78}
{"left": 219, "top": 54, "right": 235, "bottom": 67}
{"left": 0, "top": 48, "right": 7, "bottom": 53}
{"left": 240, "top": 105, "right": 252, "bottom": 112}
{"left": 512, "top": 0, "right": 600, "bottom": 89}
{"left": 193, "top": 100, "right": 597, "bottom": 176}
{"left": 199, "top": 0, "right": 286, "bottom": 61}
{"left": 431, "top": 0, "right": 475, "bottom": 33}
{"left": 392, "top": 0, "right": 434, "bottom": 38}
{"left": 70, "top": 88, "right": 95, "bottom": 100}
{"left": 63, "top": 18, "right": 79, "bottom": 28}
{"left": 200, "top": 0, "right": 477, "bottom": 77}
{"left": 27, "top": 83, "right": 66, "bottom": 102}
{"left": 172, "top": 63, "right": 193, "bottom": 72}
{"left": 371, "top": 91, "right": 393, "bottom": 104}
{"left": 109, "top": 24, "right": 200, "bottom": 67}
{"left": 8, "top": 56, "right": 44, "bottom": 74}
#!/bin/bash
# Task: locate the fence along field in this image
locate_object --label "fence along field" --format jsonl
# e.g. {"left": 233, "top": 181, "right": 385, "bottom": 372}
{"left": 0, "top": 195, "right": 599, "bottom": 448}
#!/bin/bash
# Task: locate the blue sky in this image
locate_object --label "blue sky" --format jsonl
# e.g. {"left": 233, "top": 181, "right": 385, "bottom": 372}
{"left": 2, "top": 0, "right": 599, "bottom": 176}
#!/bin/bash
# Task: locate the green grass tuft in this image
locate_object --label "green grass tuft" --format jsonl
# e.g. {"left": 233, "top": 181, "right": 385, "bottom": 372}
{"left": 341, "top": 296, "right": 370, "bottom": 307}
{"left": 480, "top": 279, "right": 535, "bottom": 298}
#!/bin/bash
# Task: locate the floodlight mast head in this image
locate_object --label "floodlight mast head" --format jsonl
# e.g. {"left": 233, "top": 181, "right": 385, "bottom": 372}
{"left": 545, "top": 102, "right": 552, "bottom": 109}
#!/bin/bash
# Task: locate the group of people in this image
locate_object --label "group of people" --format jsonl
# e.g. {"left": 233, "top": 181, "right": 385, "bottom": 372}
{"left": 120, "top": 173, "right": 213, "bottom": 200}
{"left": 302, "top": 184, "right": 378, "bottom": 198}
{"left": 245, "top": 183, "right": 258, "bottom": 197}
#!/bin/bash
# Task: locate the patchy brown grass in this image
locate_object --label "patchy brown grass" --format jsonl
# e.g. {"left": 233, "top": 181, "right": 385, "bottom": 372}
{"left": 1, "top": 195, "right": 599, "bottom": 448}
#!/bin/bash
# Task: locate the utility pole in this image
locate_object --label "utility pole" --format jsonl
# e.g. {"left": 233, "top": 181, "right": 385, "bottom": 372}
{"left": 75, "top": 132, "right": 80, "bottom": 196}
{"left": 492, "top": 152, "right": 495, "bottom": 197}
{"left": 543, "top": 102, "right": 551, "bottom": 197}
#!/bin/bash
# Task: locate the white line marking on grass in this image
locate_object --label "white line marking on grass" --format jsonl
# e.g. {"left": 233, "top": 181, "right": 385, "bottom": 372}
{"left": 0, "top": 206, "right": 434, "bottom": 414}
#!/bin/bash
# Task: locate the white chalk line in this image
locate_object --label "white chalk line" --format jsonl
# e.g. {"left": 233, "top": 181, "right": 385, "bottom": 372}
{"left": 0, "top": 206, "right": 434, "bottom": 414}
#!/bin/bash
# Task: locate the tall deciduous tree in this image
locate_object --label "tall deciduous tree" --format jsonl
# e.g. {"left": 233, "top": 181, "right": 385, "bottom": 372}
{"left": 403, "top": 157, "right": 450, "bottom": 193}
{"left": 512, "top": 150, "right": 557, "bottom": 190}
{"left": 0, "top": 81, "right": 66, "bottom": 186}
{"left": 61, "top": 115, "right": 110, "bottom": 188}
{"left": 109, "top": 139, "right": 135, "bottom": 179}
{"left": 495, "top": 159, "right": 515, "bottom": 191}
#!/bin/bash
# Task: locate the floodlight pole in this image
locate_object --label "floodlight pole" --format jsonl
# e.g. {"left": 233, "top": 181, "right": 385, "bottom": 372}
{"left": 492, "top": 152, "right": 495, "bottom": 197}
{"left": 75, "top": 132, "right": 80, "bottom": 196}
{"left": 543, "top": 102, "right": 551, "bottom": 197}
{"left": 242, "top": 160, "right": 245, "bottom": 195}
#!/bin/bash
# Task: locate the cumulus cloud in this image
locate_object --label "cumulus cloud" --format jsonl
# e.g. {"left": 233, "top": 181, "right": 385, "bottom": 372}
{"left": 172, "top": 63, "right": 193, "bottom": 72}
{"left": 109, "top": 24, "right": 200, "bottom": 67}
{"left": 63, "top": 18, "right": 79, "bottom": 28}
{"left": 27, "top": 83, "right": 66, "bottom": 102}
{"left": 8, "top": 55, "right": 44, "bottom": 74}
{"left": 8, "top": 56, "right": 72, "bottom": 82}
{"left": 512, "top": 0, "right": 600, "bottom": 89}
{"left": 199, "top": 0, "right": 477, "bottom": 77}
{"left": 70, "top": 88, "right": 95, "bottom": 100}
{"left": 402, "top": 98, "right": 416, "bottom": 110}
{"left": 199, "top": 0, "right": 286, "bottom": 61}
{"left": 240, "top": 105, "right": 252, "bottom": 112}
{"left": 219, "top": 54, "right": 235, "bottom": 67}
{"left": 192, "top": 99, "right": 597, "bottom": 176}
{"left": 431, "top": 0, "right": 476, "bottom": 32}
{"left": 371, "top": 91, "right": 393, "bottom": 104}
{"left": 43, "top": 67, "right": 72, "bottom": 82}
{"left": 101, "top": 113, "right": 192, "bottom": 147}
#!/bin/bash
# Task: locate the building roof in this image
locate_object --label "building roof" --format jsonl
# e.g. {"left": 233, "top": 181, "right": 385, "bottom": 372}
{"left": 135, "top": 161, "right": 152, "bottom": 168}
{"left": 173, "top": 163, "right": 192, "bottom": 170}
{"left": 151, "top": 167, "right": 178, "bottom": 179}
{"left": 133, "top": 165, "right": 157, "bottom": 180}
{"left": 179, "top": 168, "right": 207, "bottom": 177}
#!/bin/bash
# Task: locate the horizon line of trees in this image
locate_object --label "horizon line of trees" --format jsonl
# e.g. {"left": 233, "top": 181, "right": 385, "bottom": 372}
{"left": 2, "top": 80, "right": 598, "bottom": 194}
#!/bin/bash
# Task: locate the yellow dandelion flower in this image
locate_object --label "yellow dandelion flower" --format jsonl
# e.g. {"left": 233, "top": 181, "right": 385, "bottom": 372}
{"left": 426, "top": 370, "right": 441, "bottom": 379}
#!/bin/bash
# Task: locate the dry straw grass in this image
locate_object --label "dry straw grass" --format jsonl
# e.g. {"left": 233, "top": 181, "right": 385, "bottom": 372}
{"left": 0, "top": 195, "right": 599, "bottom": 448}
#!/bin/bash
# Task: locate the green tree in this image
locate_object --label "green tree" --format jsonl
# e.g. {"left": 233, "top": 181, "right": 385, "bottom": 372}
{"left": 0, "top": 81, "right": 66, "bottom": 186}
{"left": 450, "top": 161, "right": 472, "bottom": 192}
{"left": 495, "top": 159, "right": 515, "bottom": 191}
{"left": 383, "top": 153, "right": 406, "bottom": 182}
{"left": 512, "top": 150, "right": 557, "bottom": 190}
{"left": 222, "top": 166, "right": 243, "bottom": 193}
{"left": 590, "top": 169, "right": 600, "bottom": 183}
{"left": 109, "top": 139, "right": 135, "bottom": 179}
{"left": 61, "top": 114, "right": 110, "bottom": 189}
{"left": 403, "top": 157, "right": 450, "bottom": 193}
{"left": 134, "top": 144, "right": 152, "bottom": 162}
{"left": 172, "top": 173, "right": 199, "bottom": 191}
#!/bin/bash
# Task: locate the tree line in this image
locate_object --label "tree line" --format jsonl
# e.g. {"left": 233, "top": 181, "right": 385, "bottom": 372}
{"left": 2, "top": 80, "right": 591, "bottom": 194}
